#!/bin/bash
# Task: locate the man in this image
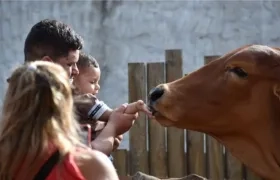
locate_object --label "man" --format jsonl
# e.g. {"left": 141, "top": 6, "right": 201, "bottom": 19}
{"left": 24, "top": 19, "right": 82, "bottom": 80}
{"left": 23, "top": 18, "right": 125, "bottom": 155}
{"left": 23, "top": 19, "right": 205, "bottom": 180}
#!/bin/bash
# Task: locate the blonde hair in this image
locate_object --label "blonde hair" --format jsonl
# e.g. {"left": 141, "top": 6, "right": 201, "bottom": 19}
{"left": 0, "top": 61, "right": 84, "bottom": 178}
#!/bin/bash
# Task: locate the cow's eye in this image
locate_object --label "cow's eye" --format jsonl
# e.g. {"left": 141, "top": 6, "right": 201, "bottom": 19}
{"left": 229, "top": 67, "right": 248, "bottom": 78}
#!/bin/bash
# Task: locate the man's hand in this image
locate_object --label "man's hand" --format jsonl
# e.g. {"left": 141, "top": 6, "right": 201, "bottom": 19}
{"left": 113, "top": 134, "right": 123, "bottom": 151}
{"left": 92, "top": 122, "right": 124, "bottom": 151}
{"left": 106, "top": 103, "right": 138, "bottom": 136}
{"left": 90, "top": 104, "right": 137, "bottom": 155}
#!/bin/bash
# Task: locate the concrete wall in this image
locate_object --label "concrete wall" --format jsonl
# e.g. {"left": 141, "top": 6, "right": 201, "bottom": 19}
{"left": 1, "top": 0, "right": 280, "bottom": 149}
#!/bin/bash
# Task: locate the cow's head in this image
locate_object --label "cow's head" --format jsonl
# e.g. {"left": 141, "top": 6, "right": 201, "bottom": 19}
{"left": 148, "top": 45, "right": 280, "bottom": 179}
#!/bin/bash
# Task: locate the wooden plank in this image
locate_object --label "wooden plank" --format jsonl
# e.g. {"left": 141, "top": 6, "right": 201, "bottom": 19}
{"left": 246, "top": 168, "right": 262, "bottom": 180}
{"left": 187, "top": 130, "right": 206, "bottom": 176}
{"left": 147, "top": 62, "right": 168, "bottom": 178}
{"left": 204, "top": 56, "right": 224, "bottom": 180}
{"left": 204, "top": 56, "right": 220, "bottom": 64}
{"left": 185, "top": 56, "right": 208, "bottom": 177}
{"left": 112, "top": 149, "right": 128, "bottom": 176}
{"left": 225, "top": 151, "right": 243, "bottom": 180}
{"left": 128, "top": 63, "right": 149, "bottom": 174}
{"left": 204, "top": 55, "right": 243, "bottom": 180}
{"left": 207, "top": 136, "right": 224, "bottom": 179}
{"left": 165, "top": 49, "right": 186, "bottom": 177}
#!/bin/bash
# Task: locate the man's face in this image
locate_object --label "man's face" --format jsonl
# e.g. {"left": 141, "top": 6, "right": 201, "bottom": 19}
{"left": 56, "top": 50, "right": 80, "bottom": 81}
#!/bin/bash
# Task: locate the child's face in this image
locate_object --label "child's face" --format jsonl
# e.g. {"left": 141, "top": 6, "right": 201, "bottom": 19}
{"left": 74, "top": 66, "right": 101, "bottom": 95}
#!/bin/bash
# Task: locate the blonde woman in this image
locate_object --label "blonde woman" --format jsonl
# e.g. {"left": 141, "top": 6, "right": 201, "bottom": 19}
{"left": 0, "top": 61, "right": 121, "bottom": 180}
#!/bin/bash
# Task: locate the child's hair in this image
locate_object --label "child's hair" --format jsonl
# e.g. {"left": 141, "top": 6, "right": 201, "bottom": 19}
{"left": 0, "top": 61, "right": 84, "bottom": 177}
{"left": 77, "top": 51, "right": 99, "bottom": 70}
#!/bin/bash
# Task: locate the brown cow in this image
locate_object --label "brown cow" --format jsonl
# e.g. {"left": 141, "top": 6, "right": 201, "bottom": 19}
{"left": 148, "top": 44, "right": 280, "bottom": 180}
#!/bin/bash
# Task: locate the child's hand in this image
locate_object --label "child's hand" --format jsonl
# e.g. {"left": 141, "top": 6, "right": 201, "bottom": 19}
{"left": 134, "top": 100, "right": 154, "bottom": 118}
{"left": 126, "top": 100, "right": 154, "bottom": 119}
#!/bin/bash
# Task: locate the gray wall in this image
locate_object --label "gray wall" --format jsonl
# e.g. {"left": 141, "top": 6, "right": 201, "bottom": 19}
{"left": 1, "top": 0, "right": 280, "bottom": 149}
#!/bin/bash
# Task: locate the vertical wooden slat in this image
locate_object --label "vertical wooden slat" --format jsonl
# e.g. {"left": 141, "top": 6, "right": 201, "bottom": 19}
{"left": 204, "top": 56, "right": 224, "bottom": 180}
{"left": 246, "top": 168, "right": 262, "bottom": 180}
{"left": 208, "top": 137, "right": 224, "bottom": 179}
{"left": 112, "top": 149, "right": 128, "bottom": 176}
{"left": 165, "top": 49, "right": 186, "bottom": 177}
{"left": 184, "top": 56, "right": 206, "bottom": 177}
{"left": 147, "top": 62, "right": 168, "bottom": 178}
{"left": 187, "top": 130, "right": 206, "bottom": 176}
{"left": 226, "top": 152, "right": 243, "bottom": 180}
{"left": 204, "top": 55, "right": 243, "bottom": 180}
{"left": 128, "top": 63, "right": 148, "bottom": 174}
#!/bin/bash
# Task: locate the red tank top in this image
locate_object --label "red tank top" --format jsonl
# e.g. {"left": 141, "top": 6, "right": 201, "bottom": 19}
{"left": 45, "top": 149, "right": 86, "bottom": 180}
{"left": 14, "top": 145, "right": 87, "bottom": 180}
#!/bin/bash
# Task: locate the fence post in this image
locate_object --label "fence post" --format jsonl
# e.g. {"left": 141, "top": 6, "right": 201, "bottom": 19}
{"left": 147, "top": 62, "right": 168, "bottom": 178}
{"left": 204, "top": 56, "right": 224, "bottom": 180}
{"left": 112, "top": 149, "right": 128, "bottom": 176}
{"left": 165, "top": 49, "right": 186, "bottom": 177}
{"left": 246, "top": 166, "right": 262, "bottom": 180}
{"left": 185, "top": 60, "right": 206, "bottom": 177}
{"left": 187, "top": 130, "right": 206, "bottom": 176}
{"left": 128, "top": 63, "right": 149, "bottom": 174}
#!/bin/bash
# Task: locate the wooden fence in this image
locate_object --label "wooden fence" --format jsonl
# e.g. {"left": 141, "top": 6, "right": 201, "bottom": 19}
{"left": 112, "top": 49, "right": 262, "bottom": 180}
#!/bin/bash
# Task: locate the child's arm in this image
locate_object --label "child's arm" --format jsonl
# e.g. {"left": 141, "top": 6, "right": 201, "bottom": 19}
{"left": 87, "top": 98, "right": 112, "bottom": 122}
{"left": 98, "top": 109, "right": 112, "bottom": 122}
{"left": 90, "top": 100, "right": 153, "bottom": 122}
{"left": 73, "top": 94, "right": 111, "bottom": 122}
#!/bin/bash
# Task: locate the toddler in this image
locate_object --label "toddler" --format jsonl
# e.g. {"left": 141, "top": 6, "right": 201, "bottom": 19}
{"left": 73, "top": 52, "right": 152, "bottom": 160}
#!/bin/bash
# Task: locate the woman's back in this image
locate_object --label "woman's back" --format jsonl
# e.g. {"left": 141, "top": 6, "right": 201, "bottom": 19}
{"left": 13, "top": 145, "right": 117, "bottom": 180}
{"left": 14, "top": 145, "right": 85, "bottom": 180}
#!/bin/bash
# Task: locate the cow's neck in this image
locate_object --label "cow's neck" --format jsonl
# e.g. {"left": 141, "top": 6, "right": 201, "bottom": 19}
{"left": 212, "top": 115, "right": 280, "bottom": 180}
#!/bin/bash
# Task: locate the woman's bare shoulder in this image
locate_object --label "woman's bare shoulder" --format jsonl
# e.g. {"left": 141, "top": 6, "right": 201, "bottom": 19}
{"left": 73, "top": 147, "right": 119, "bottom": 180}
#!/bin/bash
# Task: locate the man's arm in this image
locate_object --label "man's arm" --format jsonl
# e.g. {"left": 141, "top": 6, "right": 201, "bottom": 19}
{"left": 74, "top": 94, "right": 121, "bottom": 154}
{"left": 91, "top": 104, "right": 138, "bottom": 155}
{"left": 91, "top": 125, "right": 117, "bottom": 155}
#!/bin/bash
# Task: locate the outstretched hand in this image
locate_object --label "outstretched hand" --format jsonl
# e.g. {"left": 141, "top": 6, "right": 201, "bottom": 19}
{"left": 123, "top": 99, "right": 154, "bottom": 119}
{"left": 134, "top": 100, "right": 154, "bottom": 119}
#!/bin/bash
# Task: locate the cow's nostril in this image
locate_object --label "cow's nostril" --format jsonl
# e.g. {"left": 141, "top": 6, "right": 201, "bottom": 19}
{"left": 149, "top": 87, "right": 164, "bottom": 102}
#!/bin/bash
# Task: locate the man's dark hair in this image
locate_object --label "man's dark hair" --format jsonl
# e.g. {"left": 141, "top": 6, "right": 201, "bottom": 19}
{"left": 77, "top": 51, "right": 99, "bottom": 69}
{"left": 24, "top": 19, "right": 84, "bottom": 62}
